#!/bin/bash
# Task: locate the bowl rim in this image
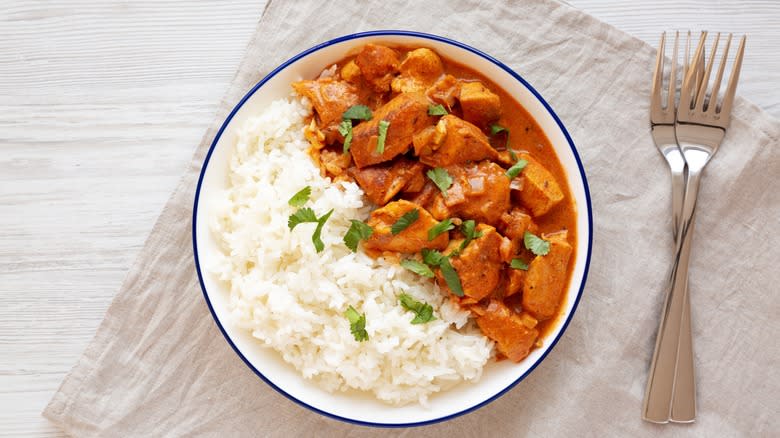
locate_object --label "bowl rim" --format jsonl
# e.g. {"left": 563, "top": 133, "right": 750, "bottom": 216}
{"left": 192, "top": 29, "right": 593, "bottom": 428}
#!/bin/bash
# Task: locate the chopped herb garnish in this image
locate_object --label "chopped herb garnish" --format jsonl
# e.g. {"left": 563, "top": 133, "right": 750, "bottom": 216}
{"left": 458, "top": 220, "right": 483, "bottom": 252}
{"left": 400, "top": 259, "right": 434, "bottom": 278}
{"left": 344, "top": 305, "right": 368, "bottom": 342}
{"left": 311, "top": 209, "right": 333, "bottom": 253}
{"left": 524, "top": 231, "right": 550, "bottom": 256}
{"left": 287, "top": 207, "right": 319, "bottom": 230}
{"left": 391, "top": 209, "right": 419, "bottom": 235}
{"left": 426, "top": 167, "right": 453, "bottom": 197}
{"left": 490, "top": 123, "right": 511, "bottom": 153}
{"left": 288, "top": 186, "right": 311, "bottom": 207}
{"left": 376, "top": 120, "right": 390, "bottom": 154}
{"left": 343, "top": 219, "right": 373, "bottom": 252}
{"left": 510, "top": 258, "right": 529, "bottom": 270}
{"left": 490, "top": 124, "right": 507, "bottom": 135}
{"left": 428, "top": 218, "right": 454, "bottom": 241}
{"left": 505, "top": 159, "right": 528, "bottom": 179}
{"left": 342, "top": 105, "right": 373, "bottom": 121}
{"left": 421, "top": 248, "right": 445, "bottom": 267}
{"left": 338, "top": 119, "right": 353, "bottom": 153}
{"left": 440, "top": 257, "right": 464, "bottom": 297}
{"left": 428, "top": 104, "right": 448, "bottom": 116}
{"left": 340, "top": 105, "right": 372, "bottom": 154}
{"left": 508, "top": 148, "right": 518, "bottom": 161}
{"left": 288, "top": 207, "right": 332, "bottom": 253}
{"left": 398, "top": 292, "right": 436, "bottom": 324}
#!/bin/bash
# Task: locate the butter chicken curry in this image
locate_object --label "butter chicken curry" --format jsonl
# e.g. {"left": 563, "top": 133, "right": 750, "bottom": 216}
{"left": 293, "top": 44, "right": 576, "bottom": 363}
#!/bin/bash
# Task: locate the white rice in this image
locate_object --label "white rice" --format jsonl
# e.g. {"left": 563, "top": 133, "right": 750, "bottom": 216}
{"left": 210, "top": 96, "right": 493, "bottom": 406}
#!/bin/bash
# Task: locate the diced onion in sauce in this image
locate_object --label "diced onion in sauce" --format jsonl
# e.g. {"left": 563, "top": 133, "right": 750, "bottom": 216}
{"left": 468, "top": 176, "right": 485, "bottom": 193}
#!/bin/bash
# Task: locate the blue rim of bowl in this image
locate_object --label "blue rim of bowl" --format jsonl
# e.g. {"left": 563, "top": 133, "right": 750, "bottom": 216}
{"left": 192, "top": 30, "right": 593, "bottom": 428}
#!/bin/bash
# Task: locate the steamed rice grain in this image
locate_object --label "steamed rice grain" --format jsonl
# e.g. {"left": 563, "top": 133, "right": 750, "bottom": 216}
{"left": 210, "top": 97, "right": 493, "bottom": 405}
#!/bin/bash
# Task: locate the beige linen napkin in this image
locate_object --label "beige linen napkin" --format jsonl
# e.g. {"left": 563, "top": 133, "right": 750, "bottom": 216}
{"left": 44, "top": 0, "right": 780, "bottom": 436}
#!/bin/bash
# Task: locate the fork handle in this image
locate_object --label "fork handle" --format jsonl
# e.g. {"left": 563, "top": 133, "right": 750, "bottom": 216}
{"left": 670, "top": 157, "right": 696, "bottom": 423}
{"left": 643, "top": 169, "right": 701, "bottom": 423}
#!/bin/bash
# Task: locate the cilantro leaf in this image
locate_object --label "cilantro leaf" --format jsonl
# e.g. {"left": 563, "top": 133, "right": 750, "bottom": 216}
{"left": 490, "top": 124, "right": 507, "bottom": 135}
{"left": 288, "top": 207, "right": 318, "bottom": 230}
{"left": 288, "top": 186, "right": 311, "bottom": 207}
{"left": 391, "top": 209, "right": 419, "bottom": 235}
{"left": 311, "top": 209, "right": 333, "bottom": 253}
{"left": 440, "top": 257, "right": 464, "bottom": 297}
{"left": 458, "top": 220, "right": 483, "bottom": 252}
{"left": 428, "top": 218, "right": 454, "bottom": 241}
{"left": 398, "top": 293, "right": 436, "bottom": 324}
{"left": 344, "top": 305, "right": 368, "bottom": 342}
{"left": 461, "top": 219, "right": 480, "bottom": 239}
{"left": 426, "top": 167, "right": 453, "bottom": 197}
{"left": 338, "top": 119, "right": 353, "bottom": 154}
{"left": 289, "top": 207, "right": 332, "bottom": 253}
{"left": 506, "top": 159, "right": 528, "bottom": 179}
{"left": 524, "top": 231, "right": 551, "bottom": 256}
{"left": 490, "top": 123, "right": 511, "bottom": 153}
{"left": 428, "top": 104, "right": 448, "bottom": 116}
{"left": 342, "top": 105, "right": 372, "bottom": 121}
{"left": 421, "top": 248, "right": 445, "bottom": 267}
{"left": 343, "top": 219, "right": 373, "bottom": 252}
{"left": 376, "top": 120, "right": 390, "bottom": 154}
{"left": 510, "top": 258, "right": 529, "bottom": 270}
{"left": 400, "top": 259, "right": 434, "bottom": 278}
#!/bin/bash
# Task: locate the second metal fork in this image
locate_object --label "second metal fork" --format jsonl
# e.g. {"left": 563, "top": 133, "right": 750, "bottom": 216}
{"left": 644, "top": 31, "right": 746, "bottom": 424}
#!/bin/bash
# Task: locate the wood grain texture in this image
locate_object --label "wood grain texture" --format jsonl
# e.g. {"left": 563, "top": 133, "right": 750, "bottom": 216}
{"left": 1, "top": 1, "right": 777, "bottom": 436}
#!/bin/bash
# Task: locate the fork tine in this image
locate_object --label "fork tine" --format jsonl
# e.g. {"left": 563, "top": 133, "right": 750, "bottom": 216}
{"left": 651, "top": 32, "right": 666, "bottom": 112}
{"left": 681, "top": 32, "right": 707, "bottom": 110}
{"left": 707, "top": 33, "right": 732, "bottom": 114}
{"left": 695, "top": 32, "right": 721, "bottom": 110}
{"left": 667, "top": 31, "right": 679, "bottom": 113}
{"left": 719, "top": 35, "right": 746, "bottom": 118}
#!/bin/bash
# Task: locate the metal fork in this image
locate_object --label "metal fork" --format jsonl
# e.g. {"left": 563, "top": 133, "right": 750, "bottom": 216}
{"left": 644, "top": 31, "right": 746, "bottom": 424}
{"left": 645, "top": 30, "right": 698, "bottom": 424}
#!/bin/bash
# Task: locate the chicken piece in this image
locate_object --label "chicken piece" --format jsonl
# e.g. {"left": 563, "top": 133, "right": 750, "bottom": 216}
{"left": 505, "top": 267, "right": 526, "bottom": 297}
{"left": 340, "top": 60, "right": 362, "bottom": 84}
{"left": 522, "top": 232, "right": 573, "bottom": 320}
{"left": 429, "top": 161, "right": 511, "bottom": 226}
{"left": 436, "top": 224, "right": 506, "bottom": 301}
{"left": 499, "top": 208, "right": 538, "bottom": 240}
{"left": 498, "top": 207, "right": 539, "bottom": 251}
{"left": 350, "top": 92, "right": 435, "bottom": 168}
{"left": 405, "top": 180, "right": 438, "bottom": 208}
{"left": 391, "top": 48, "right": 444, "bottom": 93}
{"left": 318, "top": 148, "right": 352, "bottom": 177}
{"left": 348, "top": 159, "right": 424, "bottom": 206}
{"left": 363, "top": 200, "right": 448, "bottom": 254}
{"left": 459, "top": 81, "right": 502, "bottom": 128}
{"left": 292, "top": 78, "right": 361, "bottom": 143}
{"left": 354, "top": 44, "right": 400, "bottom": 93}
{"left": 426, "top": 74, "right": 461, "bottom": 108}
{"left": 476, "top": 300, "right": 539, "bottom": 362}
{"left": 416, "top": 115, "right": 499, "bottom": 167}
{"left": 412, "top": 124, "right": 442, "bottom": 158}
{"left": 513, "top": 153, "right": 564, "bottom": 217}
{"left": 402, "top": 166, "right": 426, "bottom": 193}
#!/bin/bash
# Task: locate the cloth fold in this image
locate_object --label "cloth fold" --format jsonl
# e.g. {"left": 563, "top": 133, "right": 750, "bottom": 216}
{"left": 44, "top": 0, "right": 780, "bottom": 436}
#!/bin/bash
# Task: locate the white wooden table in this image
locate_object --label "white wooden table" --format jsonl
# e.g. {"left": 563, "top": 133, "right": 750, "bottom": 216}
{"left": 2, "top": 1, "right": 778, "bottom": 435}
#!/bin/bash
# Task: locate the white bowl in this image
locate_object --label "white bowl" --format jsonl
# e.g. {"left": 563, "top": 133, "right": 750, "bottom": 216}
{"left": 193, "top": 31, "right": 592, "bottom": 427}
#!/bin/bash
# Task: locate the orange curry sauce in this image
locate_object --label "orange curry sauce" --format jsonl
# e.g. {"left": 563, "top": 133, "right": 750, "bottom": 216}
{"left": 294, "top": 44, "right": 576, "bottom": 362}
